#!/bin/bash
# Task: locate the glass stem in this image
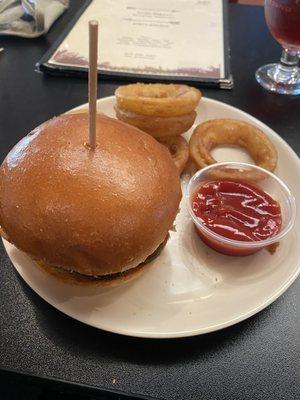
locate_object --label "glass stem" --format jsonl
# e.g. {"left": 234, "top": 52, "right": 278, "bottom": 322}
{"left": 271, "top": 49, "right": 300, "bottom": 84}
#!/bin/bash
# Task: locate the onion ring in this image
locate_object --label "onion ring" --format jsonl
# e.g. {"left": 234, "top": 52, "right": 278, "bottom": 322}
{"left": 115, "top": 83, "right": 201, "bottom": 117}
{"left": 115, "top": 105, "right": 196, "bottom": 138}
{"left": 189, "top": 119, "right": 278, "bottom": 180}
{"left": 159, "top": 136, "right": 189, "bottom": 175}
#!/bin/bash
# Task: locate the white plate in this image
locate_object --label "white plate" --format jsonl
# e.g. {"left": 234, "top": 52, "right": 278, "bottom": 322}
{"left": 3, "top": 96, "right": 300, "bottom": 338}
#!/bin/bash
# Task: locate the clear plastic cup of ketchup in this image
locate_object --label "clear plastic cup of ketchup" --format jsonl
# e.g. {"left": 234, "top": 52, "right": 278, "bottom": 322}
{"left": 187, "top": 162, "right": 296, "bottom": 256}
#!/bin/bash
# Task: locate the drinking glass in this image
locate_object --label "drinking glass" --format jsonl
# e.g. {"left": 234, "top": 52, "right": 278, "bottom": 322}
{"left": 256, "top": 0, "right": 300, "bottom": 95}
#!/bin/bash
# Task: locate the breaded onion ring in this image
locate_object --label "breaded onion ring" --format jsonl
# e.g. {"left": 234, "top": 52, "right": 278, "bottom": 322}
{"left": 159, "top": 136, "right": 189, "bottom": 175}
{"left": 115, "top": 105, "right": 196, "bottom": 138}
{"left": 115, "top": 83, "right": 201, "bottom": 117}
{"left": 189, "top": 119, "right": 278, "bottom": 180}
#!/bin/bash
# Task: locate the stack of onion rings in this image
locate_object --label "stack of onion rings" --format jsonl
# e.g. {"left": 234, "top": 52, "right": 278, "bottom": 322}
{"left": 115, "top": 107, "right": 197, "bottom": 139}
{"left": 115, "top": 83, "right": 201, "bottom": 174}
{"left": 189, "top": 119, "right": 278, "bottom": 180}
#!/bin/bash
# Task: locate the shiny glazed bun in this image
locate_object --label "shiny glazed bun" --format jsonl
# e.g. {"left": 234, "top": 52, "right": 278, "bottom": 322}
{"left": 0, "top": 114, "right": 181, "bottom": 284}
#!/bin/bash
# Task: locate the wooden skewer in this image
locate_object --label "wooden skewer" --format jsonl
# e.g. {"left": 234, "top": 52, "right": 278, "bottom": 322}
{"left": 88, "top": 20, "right": 98, "bottom": 149}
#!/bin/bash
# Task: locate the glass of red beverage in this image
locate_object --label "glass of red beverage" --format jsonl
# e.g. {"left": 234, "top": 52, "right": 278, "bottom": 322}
{"left": 256, "top": 0, "right": 300, "bottom": 95}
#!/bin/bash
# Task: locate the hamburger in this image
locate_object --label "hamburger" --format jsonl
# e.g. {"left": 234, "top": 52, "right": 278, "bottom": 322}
{"left": 0, "top": 113, "right": 181, "bottom": 286}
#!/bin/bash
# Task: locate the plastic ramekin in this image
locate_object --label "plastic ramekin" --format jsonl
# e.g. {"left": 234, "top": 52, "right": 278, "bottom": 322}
{"left": 186, "top": 162, "right": 296, "bottom": 256}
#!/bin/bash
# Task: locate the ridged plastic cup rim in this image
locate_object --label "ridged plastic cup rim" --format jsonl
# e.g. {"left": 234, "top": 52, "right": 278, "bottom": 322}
{"left": 186, "top": 162, "right": 296, "bottom": 249}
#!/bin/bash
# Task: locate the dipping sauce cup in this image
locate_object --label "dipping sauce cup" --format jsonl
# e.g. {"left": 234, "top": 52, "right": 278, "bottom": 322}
{"left": 187, "top": 162, "right": 296, "bottom": 256}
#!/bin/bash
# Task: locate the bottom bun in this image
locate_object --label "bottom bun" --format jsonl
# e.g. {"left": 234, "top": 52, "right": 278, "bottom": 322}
{"left": 34, "top": 235, "right": 169, "bottom": 287}
{"left": 36, "top": 259, "right": 150, "bottom": 287}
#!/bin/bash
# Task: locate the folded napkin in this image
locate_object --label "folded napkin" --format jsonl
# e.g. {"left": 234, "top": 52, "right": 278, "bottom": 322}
{"left": 0, "top": 0, "right": 69, "bottom": 37}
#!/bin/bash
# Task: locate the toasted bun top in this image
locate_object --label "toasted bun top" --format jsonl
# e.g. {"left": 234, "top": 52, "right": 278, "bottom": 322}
{"left": 0, "top": 114, "right": 181, "bottom": 275}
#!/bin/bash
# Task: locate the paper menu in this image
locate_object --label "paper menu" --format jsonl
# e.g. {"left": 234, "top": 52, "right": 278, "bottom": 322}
{"left": 42, "top": 0, "right": 231, "bottom": 86}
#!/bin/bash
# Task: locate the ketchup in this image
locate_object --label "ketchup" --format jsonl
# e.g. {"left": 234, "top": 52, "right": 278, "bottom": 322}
{"left": 192, "top": 180, "right": 282, "bottom": 255}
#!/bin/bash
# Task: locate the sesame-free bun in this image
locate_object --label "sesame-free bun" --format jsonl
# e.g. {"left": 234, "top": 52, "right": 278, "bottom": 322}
{"left": 0, "top": 114, "right": 181, "bottom": 279}
{"left": 34, "top": 235, "right": 168, "bottom": 287}
{"left": 36, "top": 258, "right": 150, "bottom": 287}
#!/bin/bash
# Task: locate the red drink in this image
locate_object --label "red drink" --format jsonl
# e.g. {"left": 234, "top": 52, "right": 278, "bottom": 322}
{"left": 265, "top": 0, "right": 300, "bottom": 50}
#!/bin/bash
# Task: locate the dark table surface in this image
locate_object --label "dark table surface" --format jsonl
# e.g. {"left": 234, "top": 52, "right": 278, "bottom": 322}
{"left": 0, "top": 2, "right": 299, "bottom": 400}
